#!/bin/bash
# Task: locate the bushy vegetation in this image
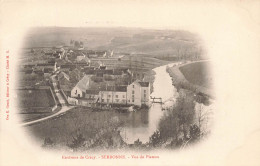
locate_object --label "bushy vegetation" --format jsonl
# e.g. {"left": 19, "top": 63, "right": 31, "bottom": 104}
{"left": 28, "top": 108, "right": 126, "bottom": 151}
{"left": 145, "top": 90, "right": 207, "bottom": 149}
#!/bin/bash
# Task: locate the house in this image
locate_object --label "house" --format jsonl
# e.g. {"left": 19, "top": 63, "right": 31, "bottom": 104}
{"left": 76, "top": 89, "right": 100, "bottom": 107}
{"left": 76, "top": 53, "right": 88, "bottom": 62}
{"left": 127, "top": 80, "right": 150, "bottom": 106}
{"left": 85, "top": 89, "right": 99, "bottom": 100}
{"left": 99, "top": 86, "right": 127, "bottom": 105}
{"left": 77, "top": 59, "right": 91, "bottom": 68}
{"left": 138, "top": 82, "right": 150, "bottom": 106}
{"left": 71, "top": 75, "right": 91, "bottom": 98}
{"left": 70, "top": 78, "right": 150, "bottom": 107}
{"left": 37, "top": 62, "right": 57, "bottom": 72}
{"left": 90, "top": 61, "right": 103, "bottom": 69}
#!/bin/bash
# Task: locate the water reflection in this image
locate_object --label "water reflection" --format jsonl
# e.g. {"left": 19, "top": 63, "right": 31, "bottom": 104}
{"left": 120, "top": 63, "right": 178, "bottom": 144}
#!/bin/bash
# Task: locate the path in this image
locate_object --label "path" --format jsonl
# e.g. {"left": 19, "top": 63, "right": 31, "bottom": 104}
{"left": 20, "top": 105, "right": 75, "bottom": 126}
{"left": 21, "top": 71, "right": 74, "bottom": 126}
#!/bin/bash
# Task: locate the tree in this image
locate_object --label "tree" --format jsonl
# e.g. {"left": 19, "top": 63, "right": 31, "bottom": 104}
{"left": 74, "top": 41, "right": 80, "bottom": 48}
{"left": 70, "top": 39, "right": 73, "bottom": 45}
{"left": 42, "top": 137, "right": 54, "bottom": 147}
{"left": 79, "top": 41, "right": 84, "bottom": 46}
{"left": 190, "top": 124, "right": 200, "bottom": 141}
{"left": 133, "top": 139, "right": 143, "bottom": 147}
{"left": 149, "top": 130, "right": 161, "bottom": 147}
{"left": 67, "top": 133, "right": 86, "bottom": 150}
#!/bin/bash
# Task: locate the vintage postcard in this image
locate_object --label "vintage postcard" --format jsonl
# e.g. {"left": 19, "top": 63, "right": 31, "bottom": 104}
{"left": 0, "top": 0, "right": 260, "bottom": 165}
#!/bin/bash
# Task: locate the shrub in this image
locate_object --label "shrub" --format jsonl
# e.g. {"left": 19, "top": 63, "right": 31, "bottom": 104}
{"left": 67, "top": 133, "right": 86, "bottom": 150}
{"left": 42, "top": 137, "right": 54, "bottom": 147}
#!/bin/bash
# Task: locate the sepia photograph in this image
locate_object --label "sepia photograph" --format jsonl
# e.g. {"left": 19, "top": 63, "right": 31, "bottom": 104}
{"left": 0, "top": 0, "right": 260, "bottom": 166}
{"left": 18, "top": 27, "right": 214, "bottom": 151}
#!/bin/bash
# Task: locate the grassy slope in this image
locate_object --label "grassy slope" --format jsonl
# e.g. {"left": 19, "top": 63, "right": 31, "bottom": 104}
{"left": 179, "top": 61, "right": 213, "bottom": 88}
{"left": 17, "top": 89, "right": 56, "bottom": 108}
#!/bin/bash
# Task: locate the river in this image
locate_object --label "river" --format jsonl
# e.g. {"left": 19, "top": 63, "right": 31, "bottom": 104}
{"left": 119, "top": 63, "right": 178, "bottom": 144}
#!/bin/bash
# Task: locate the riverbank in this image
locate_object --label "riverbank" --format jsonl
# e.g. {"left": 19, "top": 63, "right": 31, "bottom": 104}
{"left": 166, "top": 60, "right": 215, "bottom": 99}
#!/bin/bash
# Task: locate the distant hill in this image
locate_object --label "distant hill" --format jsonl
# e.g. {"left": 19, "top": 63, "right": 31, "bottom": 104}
{"left": 23, "top": 27, "right": 207, "bottom": 60}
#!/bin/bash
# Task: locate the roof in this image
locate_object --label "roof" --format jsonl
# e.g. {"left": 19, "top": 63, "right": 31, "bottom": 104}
{"left": 104, "top": 70, "right": 113, "bottom": 75}
{"left": 84, "top": 66, "right": 95, "bottom": 70}
{"left": 58, "top": 72, "right": 70, "bottom": 81}
{"left": 43, "top": 68, "right": 54, "bottom": 73}
{"left": 84, "top": 69, "right": 95, "bottom": 75}
{"left": 138, "top": 82, "right": 149, "bottom": 87}
{"left": 37, "top": 63, "right": 55, "bottom": 67}
{"left": 100, "top": 86, "right": 127, "bottom": 92}
{"left": 78, "top": 58, "right": 90, "bottom": 64}
{"left": 85, "top": 89, "right": 99, "bottom": 95}
{"left": 113, "top": 69, "right": 123, "bottom": 75}
{"left": 100, "top": 66, "right": 106, "bottom": 70}
{"left": 20, "top": 68, "right": 33, "bottom": 73}
{"left": 75, "top": 75, "right": 90, "bottom": 92}
{"left": 130, "top": 80, "right": 149, "bottom": 87}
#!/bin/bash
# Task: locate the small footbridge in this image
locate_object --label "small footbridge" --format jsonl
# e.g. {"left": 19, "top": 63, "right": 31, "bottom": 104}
{"left": 150, "top": 96, "right": 162, "bottom": 104}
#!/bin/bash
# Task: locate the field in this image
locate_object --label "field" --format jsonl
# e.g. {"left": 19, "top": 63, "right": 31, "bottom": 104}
{"left": 23, "top": 27, "right": 206, "bottom": 60}
{"left": 179, "top": 61, "right": 213, "bottom": 88}
{"left": 17, "top": 88, "right": 56, "bottom": 113}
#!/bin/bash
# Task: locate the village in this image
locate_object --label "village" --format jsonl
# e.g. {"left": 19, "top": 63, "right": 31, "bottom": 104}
{"left": 18, "top": 40, "right": 158, "bottom": 117}
{"left": 17, "top": 27, "right": 215, "bottom": 151}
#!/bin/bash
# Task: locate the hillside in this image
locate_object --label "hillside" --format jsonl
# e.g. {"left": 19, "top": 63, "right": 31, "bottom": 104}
{"left": 23, "top": 27, "right": 207, "bottom": 60}
{"left": 179, "top": 61, "right": 213, "bottom": 88}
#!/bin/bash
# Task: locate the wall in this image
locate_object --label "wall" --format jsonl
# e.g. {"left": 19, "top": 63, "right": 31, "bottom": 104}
{"left": 127, "top": 82, "right": 141, "bottom": 106}
{"left": 141, "top": 86, "right": 150, "bottom": 105}
{"left": 71, "top": 86, "right": 83, "bottom": 98}
{"left": 68, "top": 96, "right": 78, "bottom": 105}
{"left": 99, "top": 91, "right": 127, "bottom": 105}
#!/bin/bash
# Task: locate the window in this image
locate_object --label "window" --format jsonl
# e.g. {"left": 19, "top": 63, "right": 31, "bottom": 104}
{"left": 122, "top": 95, "right": 125, "bottom": 98}
{"left": 75, "top": 89, "right": 77, "bottom": 94}
{"left": 132, "top": 99, "right": 134, "bottom": 102}
{"left": 107, "top": 99, "right": 110, "bottom": 102}
{"left": 108, "top": 95, "right": 111, "bottom": 98}
{"left": 144, "top": 94, "right": 146, "bottom": 97}
{"left": 133, "top": 85, "right": 134, "bottom": 88}
{"left": 115, "top": 95, "right": 118, "bottom": 98}
{"left": 102, "top": 99, "right": 104, "bottom": 102}
{"left": 116, "top": 99, "right": 119, "bottom": 102}
{"left": 132, "top": 90, "right": 134, "bottom": 94}
{"left": 144, "top": 90, "right": 146, "bottom": 93}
